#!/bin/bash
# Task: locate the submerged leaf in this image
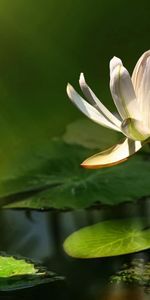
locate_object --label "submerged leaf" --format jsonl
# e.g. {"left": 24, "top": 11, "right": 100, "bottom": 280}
{"left": 63, "top": 218, "right": 150, "bottom": 258}
{"left": 0, "top": 254, "right": 64, "bottom": 291}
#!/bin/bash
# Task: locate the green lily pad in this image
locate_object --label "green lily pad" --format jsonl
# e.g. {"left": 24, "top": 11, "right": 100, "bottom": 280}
{"left": 0, "top": 254, "right": 64, "bottom": 291}
{"left": 2, "top": 142, "right": 150, "bottom": 209}
{"left": 0, "top": 112, "right": 149, "bottom": 210}
{"left": 0, "top": 138, "right": 150, "bottom": 209}
{"left": 63, "top": 218, "right": 150, "bottom": 258}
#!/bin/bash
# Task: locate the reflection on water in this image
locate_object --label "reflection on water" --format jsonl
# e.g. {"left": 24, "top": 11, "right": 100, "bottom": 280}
{"left": 0, "top": 201, "right": 150, "bottom": 299}
{"left": 102, "top": 287, "right": 148, "bottom": 300}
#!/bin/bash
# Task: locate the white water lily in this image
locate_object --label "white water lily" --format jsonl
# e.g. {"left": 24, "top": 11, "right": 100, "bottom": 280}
{"left": 67, "top": 50, "right": 150, "bottom": 169}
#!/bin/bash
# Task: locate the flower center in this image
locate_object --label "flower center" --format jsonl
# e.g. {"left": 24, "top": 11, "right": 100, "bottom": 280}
{"left": 121, "top": 118, "right": 150, "bottom": 141}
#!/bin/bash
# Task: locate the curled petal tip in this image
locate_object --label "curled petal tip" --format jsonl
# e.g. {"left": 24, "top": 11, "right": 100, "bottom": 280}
{"left": 110, "top": 56, "right": 123, "bottom": 73}
{"left": 80, "top": 162, "right": 93, "bottom": 169}
{"left": 80, "top": 72, "right": 84, "bottom": 77}
{"left": 66, "top": 83, "right": 73, "bottom": 97}
{"left": 79, "top": 72, "right": 85, "bottom": 84}
{"left": 80, "top": 162, "right": 85, "bottom": 168}
{"left": 66, "top": 82, "right": 71, "bottom": 89}
{"left": 66, "top": 82, "right": 70, "bottom": 89}
{"left": 112, "top": 56, "right": 119, "bottom": 60}
{"left": 80, "top": 160, "right": 102, "bottom": 169}
{"left": 111, "top": 55, "right": 121, "bottom": 61}
{"left": 80, "top": 160, "right": 93, "bottom": 169}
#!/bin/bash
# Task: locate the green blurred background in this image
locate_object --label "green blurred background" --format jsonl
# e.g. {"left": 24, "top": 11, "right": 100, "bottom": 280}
{"left": 0, "top": 0, "right": 150, "bottom": 178}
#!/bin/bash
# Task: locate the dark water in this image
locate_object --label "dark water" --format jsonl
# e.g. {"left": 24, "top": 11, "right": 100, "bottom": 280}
{"left": 0, "top": 200, "right": 150, "bottom": 300}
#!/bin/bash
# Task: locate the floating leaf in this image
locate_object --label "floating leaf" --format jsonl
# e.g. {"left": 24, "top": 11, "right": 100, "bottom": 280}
{"left": 0, "top": 254, "right": 64, "bottom": 291}
{"left": 63, "top": 218, "right": 150, "bottom": 258}
{"left": 0, "top": 139, "right": 149, "bottom": 209}
{"left": 3, "top": 152, "right": 150, "bottom": 209}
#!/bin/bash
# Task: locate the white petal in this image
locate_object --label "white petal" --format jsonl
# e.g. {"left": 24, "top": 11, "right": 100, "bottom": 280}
{"left": 109, "top": 56, "right": 123, "bottom": 73}
{"left": 81, "top": 138, "right": 142, "bottom": 169}
{"left": 79, "top": 73, "right": 121, "bottom": 129}
{"left": 132, "top": 50, "right": 150, "bottom": 91}
{"left": 67, "top": 83, "right": 121, "bottom": 131}
{"left": 110, "top": 57, "right": 141, "bottom": 120}
{"left": 121, "top": 118, "right": 150, "bottom": 141}
{"left": 132, "top": 50, "right": 150, "bottom": 128}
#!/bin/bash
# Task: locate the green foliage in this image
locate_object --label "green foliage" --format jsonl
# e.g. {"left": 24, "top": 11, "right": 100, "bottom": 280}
{"left": 0, "top": 117, "right": 149, "bottom": 210}
{"left": 0, "top": 254, "right": 64, "bottom": 291}
{"left": 0, "top": 137, "right": 149, "bottom": 209}
{"left": 63, "top": 218, "right": 150, "bottom": 258}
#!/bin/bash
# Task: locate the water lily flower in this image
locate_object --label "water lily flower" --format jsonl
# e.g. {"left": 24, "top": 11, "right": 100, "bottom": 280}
{"left": 67, "top": 50, "right": 150, "bottom": 169}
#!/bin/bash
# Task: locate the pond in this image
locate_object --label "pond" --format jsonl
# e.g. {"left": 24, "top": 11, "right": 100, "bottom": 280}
{"left": 0, "top": 199, "right": 150, "bottom": 300}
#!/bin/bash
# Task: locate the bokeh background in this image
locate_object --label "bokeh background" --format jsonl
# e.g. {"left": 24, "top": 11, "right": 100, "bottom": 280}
{"left": 0, "top": 0, "right": 150, "bottom": 178}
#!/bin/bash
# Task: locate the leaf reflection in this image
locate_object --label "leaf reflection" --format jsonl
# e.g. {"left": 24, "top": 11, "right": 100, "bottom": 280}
{"left": 102, "top": 287, "right": 147, "bottom": 300}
